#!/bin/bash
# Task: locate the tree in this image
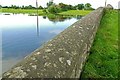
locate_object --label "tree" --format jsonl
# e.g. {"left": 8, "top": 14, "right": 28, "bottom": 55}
{"left": 21, "top": 5, "right": 25, "bottom": 9}
{"left": 58, "top": 3, "right": 74, "bottom": 11}
{"left": 58, "top": 3, "right": 67, "bottom": 11}
{"left": 85, "top": 3, "right": 91, "bottom": 10}
{"left": 76, "top": 4, "right": 84, "bottom": 10}
{"left": 47, "top": 0, "right": 54, "bottom": 8}
{"left": 28, "top": 5, "right": 33, "bottom": 9}
{"left": 23, "top": 5, "right": 35, "bottom": 9}
{"left": 38, "top": 6, "right": 43, "bottom": 9}
{"left": 10, "top": 5, "right": 19, "bottom": 9}
{"left": 67, "top": 5, "right": 74, "bottom": 10}
{"left": 0, "top": 5, "right": 2, "bottom": 8}
{"left": 48, "top": 5, "right": 61, "bottom": 13}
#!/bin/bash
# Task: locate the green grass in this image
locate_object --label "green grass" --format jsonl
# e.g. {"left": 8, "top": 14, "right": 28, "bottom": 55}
{"left": 58, "top": 10, "right": 92, "bottom": 16}
{"left": 0, "top": 8, "right": 92, "bottom": 16}
{"left": 81, "top": 10, "right": 118, "bottom": 78}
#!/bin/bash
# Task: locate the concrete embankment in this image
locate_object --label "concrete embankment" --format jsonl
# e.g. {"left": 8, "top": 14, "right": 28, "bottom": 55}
{"left": 2, "top": 7, "right": 105, "bottom": 78}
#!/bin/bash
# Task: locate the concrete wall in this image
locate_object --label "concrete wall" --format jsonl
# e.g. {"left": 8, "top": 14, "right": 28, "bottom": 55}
{"left": 2, "top": 7, "right": 104, "bottom": 78}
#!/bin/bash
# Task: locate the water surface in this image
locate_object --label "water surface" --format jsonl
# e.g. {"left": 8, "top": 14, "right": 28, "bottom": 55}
{"left": 0, "top": 13, "right": 80, "bottom": 73}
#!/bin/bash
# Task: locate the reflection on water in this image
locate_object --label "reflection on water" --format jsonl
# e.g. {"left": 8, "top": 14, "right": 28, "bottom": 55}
{"left": 43, "top": 15, "right": 82, "bottom": 23}
{"left": 36, "top": 15, "right": 39, "bottom": 37}
{"left": 1, "top": 13, "right": 81, "bottom": 73}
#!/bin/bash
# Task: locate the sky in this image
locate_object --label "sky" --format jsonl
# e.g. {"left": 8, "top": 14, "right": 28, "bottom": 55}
{"left": 1, "top": 0, "right": 120, "bottom": 9}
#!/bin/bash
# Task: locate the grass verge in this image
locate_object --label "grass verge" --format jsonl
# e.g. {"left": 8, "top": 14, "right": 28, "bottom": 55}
{"left": 81, "top": 9, "right": 118, "bottom": 78}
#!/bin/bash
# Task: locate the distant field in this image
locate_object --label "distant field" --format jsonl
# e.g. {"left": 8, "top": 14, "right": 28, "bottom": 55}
{"left": 81, "top": 10, "right": 118, "bottom": 78}
{"left": 1, "top": 8, "right": 44, "bottom": 15}
{"left": 0, "top": 8, "right": 92, "bottom": 16}
{"left": 58, "top": 10, "right": 92, "bottom": 16}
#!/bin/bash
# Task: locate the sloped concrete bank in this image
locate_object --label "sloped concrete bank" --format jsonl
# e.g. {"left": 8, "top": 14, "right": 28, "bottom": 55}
{"left": 2, "top": 7, "right": 104, "bottom": 78}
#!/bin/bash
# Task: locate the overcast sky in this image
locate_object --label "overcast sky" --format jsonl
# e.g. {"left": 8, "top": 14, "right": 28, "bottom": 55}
{"left": 1, "top": 0, "right": 120, "bottom": 9}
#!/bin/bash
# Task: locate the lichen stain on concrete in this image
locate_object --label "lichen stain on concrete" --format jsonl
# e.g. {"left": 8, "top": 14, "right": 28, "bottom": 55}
{"left": 59, "top": 57, "right": 64, "bottom": 63}
{"left": 87, "top": 27, "right": 89, "bottom": 30}
{"left": 79, "top": 26, "right": 83, "bottom": 29}
{"left": 31, "top": 65, "right": 37, "bottom": 69}
{"left": 31, "top": 57, "right": 36, "bottom": 61}
{"left": 58, "top": 72, "right": 61, "bottom": 74}
{"left": 48, "top": 44, "right": 53, "bottom": 46}
{"left": 53, "top": 64, "right": 57, "bottom": 67}
{"left": 58, "top": 48, "right": 63, "bottom": 51}
{"left": 26, "top": 69, "right": 30, "bottom": 72}
{"left": 29, "top": 63, "right": 33, "bottom": 65}
{"left": 6, "top": 66, "right": 28, "bottom": 78}
{"left": 81, "top": 40, "right": 84, "bottom": 42}
{"left": 45, "top": 49, "right": 51, "bottom": 53}
{"left": 43, "top": 56, "right": 49, "bottom": 60}
{"left": 4, "top": 72, "right": 10, "bottom": 76}
{"left": 79, "top": 32, "right": 81, "bottom": 35}
{"left": 36, "top": 52, "right": 41, "bottom": 55}
{"left": 66, "top": 51, "right": 69, "bottom": 54}
{"left": 72, "top": 51, "right": 77, "bottom": 56}
{"left": 66, "top": 60, "right": 71, "bottom": 66}
{"left": 73, "top": 26, "right": 76, "bottom": 28}
{"left": 44, "top": 62, "right": 51, "bottom": 67}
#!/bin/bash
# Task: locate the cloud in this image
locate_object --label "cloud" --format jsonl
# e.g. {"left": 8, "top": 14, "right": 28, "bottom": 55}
{"left": 49, "top": 30, "right": 62, "bottom": 34}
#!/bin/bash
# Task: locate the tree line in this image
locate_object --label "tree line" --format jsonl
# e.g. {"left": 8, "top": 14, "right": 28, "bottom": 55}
{"left": 46, "top": 0, "right": 94, "bottom": 13}
{"left": 0, "top": 5, "right": 43, "bottom": 9}
{"left": 0, "top": 0, "right": 94, "bottom": 13}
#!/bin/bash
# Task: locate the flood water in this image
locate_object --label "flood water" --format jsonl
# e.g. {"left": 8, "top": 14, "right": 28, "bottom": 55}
{"left": 0, "top": 13, "right": 81, "bottom": 74}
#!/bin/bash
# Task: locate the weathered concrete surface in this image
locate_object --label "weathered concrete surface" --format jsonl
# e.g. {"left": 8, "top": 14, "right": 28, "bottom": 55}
{"left": 2, "top": 7, "right": 104, "bottom": 78}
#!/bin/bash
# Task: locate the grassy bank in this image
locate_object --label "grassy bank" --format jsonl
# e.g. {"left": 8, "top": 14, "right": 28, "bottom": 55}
{"left": 1, "top": 8, "right": 44, "bottom": 15}
{"left": 0, "top": 8, "right": 92, "bottom": 16}
{"left": 81, "top": 10, "right": 118, "bottom": 78}
{"left": 58, "top": 10, "right": 92, "bottom": 16}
